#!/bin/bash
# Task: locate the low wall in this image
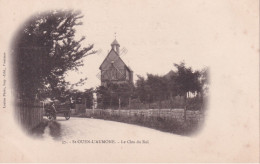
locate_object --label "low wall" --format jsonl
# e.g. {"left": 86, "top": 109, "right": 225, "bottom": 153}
{"left": 85, "top": 108, "right": 203, "bottom": 123}
{"left": 83, "top": 108, "right": 204, "bottom": 135}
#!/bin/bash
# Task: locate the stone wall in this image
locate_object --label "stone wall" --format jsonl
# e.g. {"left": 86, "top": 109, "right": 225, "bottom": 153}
{"left": 85, "top": 108, "right": 204, "bottom": 123}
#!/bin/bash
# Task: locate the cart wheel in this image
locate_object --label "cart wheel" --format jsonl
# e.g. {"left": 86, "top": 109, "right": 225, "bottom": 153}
{"left": 64, "top": 112, "right": 70, "bottom": 120}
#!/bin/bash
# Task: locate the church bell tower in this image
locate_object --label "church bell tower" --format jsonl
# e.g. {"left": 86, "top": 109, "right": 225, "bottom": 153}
{"left": 111, "top": 39, "right": 120, "bottom": 55}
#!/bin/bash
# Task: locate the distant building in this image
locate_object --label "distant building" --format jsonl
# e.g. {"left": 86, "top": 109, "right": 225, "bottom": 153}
{"left": 99, "top": 39, "right": 133, "bottom": 86}
{"left": 164, "top": 70, "right": 177, "bottom": 80}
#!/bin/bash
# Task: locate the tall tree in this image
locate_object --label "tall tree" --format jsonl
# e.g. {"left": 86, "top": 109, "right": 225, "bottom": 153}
{"left": 135, "top": 75, "right": 149, "bottom": 103}
{"left": 146, "top": 74, "right": 168, "bottom": 107}
{"left": 174, "top": 62, "right": 201, "bottom": 119}
{"left": 13, "top": 10, "right": 95, "bottom": 100}
{"left": 174, "top": 62, "right": 200, "bottom": 97}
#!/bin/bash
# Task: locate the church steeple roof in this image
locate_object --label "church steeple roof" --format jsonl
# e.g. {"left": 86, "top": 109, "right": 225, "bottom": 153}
{"left": 111, "top": 39, "right": 120, "bottom": 55}
{"left": 111, "top": 39, "right": 120, "bottom": 46}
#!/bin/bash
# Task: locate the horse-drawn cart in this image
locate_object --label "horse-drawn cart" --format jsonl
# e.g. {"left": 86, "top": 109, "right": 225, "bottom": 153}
{"left": 44, "top": 102, "right": 71, "bottom": 120}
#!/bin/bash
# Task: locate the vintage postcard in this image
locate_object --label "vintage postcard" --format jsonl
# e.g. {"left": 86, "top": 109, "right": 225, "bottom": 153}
{"left": 0, "top": 0, "right": 259, "bottom": 163}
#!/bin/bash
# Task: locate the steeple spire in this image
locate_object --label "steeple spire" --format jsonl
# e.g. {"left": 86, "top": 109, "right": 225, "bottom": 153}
{"left": 111, "top": 34, "right": 120, "bottom": 55}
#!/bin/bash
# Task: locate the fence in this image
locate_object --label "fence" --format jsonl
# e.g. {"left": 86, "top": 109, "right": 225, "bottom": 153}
{"left": 99, "top": 96, "right": 203, "bottom": 111}
{"left": 15, "top": 100, "right": 44, "bottom": 130}
{"left": 129, "top": 97, "right": 186, "bottom": 110}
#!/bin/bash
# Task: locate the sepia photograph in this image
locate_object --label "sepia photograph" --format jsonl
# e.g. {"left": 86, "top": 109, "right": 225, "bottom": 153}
{"left": 0, "top": 0, "right": 259, "bottom": 163}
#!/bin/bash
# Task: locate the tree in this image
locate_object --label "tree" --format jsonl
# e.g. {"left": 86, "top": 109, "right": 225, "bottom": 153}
{"left": 135, "top": 75, "right": 149, "bottom": 103}
{"left": 135, "top": 74, "right": 171, "bottom": 108}
{"left": 167, "top": 74, "right": 178, "bottom": 97}
{"left": 146, "top": 74, "right": 168, "bottom": 108}
{"left": 13, "top": 10, "right": 95, "bottom": 100}
{"left": 173, "top": 62, "right": 201, "bottom": 119}
{"left": 83, "top": 88, "right": 94, "bottom": 109}
{"left": 174, "top": 62, "right": 200, "bottom": 97}
{"left": 60, "top": 88, "right": 94, "bottom": 108}
{"left": 96, "top": 85, "right": 110, "bottom": 109}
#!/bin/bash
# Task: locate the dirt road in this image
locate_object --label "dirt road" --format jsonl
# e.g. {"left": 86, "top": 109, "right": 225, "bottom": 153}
{"left": 45, "top": 116, "right": 176, "bottom": 142}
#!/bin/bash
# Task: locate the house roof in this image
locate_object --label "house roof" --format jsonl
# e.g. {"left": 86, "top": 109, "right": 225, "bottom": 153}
{"left": 164, "top": 70, "right": 177, "bottom": 79}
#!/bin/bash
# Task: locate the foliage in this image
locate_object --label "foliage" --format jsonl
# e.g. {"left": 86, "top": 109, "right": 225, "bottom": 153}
{"left": 174, "top": 62, "right": 201, "bottom": 97}
{"left": 13, "top": 10, "right": 95, "bottom": 100}
{"left": 61, "top": 88, "right": 94, "bottom": 108}
{"left": 96, "top": 62, "right": 208, "bottom": 111}
{"left": 134, "top": 75, "right": 150, "bottom": 103}
{"left": 146, "top": 74, "right": 168, "bottom": 102}
{"left": 133, "top": 62, "right": 208, "bottom": 110}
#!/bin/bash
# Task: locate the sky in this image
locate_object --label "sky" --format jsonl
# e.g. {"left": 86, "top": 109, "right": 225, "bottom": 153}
{"left": 1, "top": 0, "right": 258, "bottom": 92}
{"left": 63, "top": 0, "right": 218, "bottom": 90}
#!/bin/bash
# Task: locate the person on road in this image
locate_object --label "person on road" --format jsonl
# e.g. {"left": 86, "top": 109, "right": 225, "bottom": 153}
{"left": 50, "top": 102, "right": 57, "bottom": 120}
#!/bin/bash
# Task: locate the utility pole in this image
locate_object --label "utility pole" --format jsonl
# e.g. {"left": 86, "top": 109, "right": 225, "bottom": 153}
{"left": 128, "top": 97, "right": 131, "bottom": 109}
{"left": 119, "top": 97, "right": 121, "bottom": 109}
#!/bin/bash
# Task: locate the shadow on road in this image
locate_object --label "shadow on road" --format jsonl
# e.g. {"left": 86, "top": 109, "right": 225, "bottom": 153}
{"left": 30, "top": 118, "right": 62, "bottom": 140}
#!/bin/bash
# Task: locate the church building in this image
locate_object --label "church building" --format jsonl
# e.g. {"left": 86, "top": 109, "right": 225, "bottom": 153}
{"left": 99, "top": 39, "right": 133, "bottom": 86}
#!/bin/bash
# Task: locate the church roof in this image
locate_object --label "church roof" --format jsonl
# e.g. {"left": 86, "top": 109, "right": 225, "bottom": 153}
{"left": 99, "top": 48, "right": 121, "bottom": 69}
{"left": 111, "top": 39, "right": 120, "bottom": 45}
{"left": 126, "top": 66, "right": 133, "bottom": 72}
{"left": 99, "top": 48, "right": 132, "bottom": 72}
